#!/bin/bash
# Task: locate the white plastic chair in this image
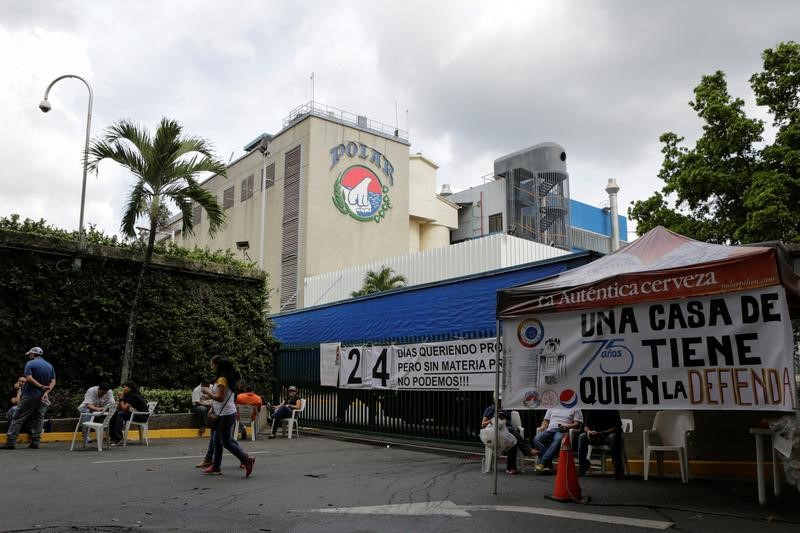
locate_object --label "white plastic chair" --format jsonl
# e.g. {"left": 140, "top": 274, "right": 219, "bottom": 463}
{"left": 643, "top": 410, "right": 694, "bottom": 483}
{"left": 75, "top": 404, "right": 117, "bottom": 451}
{"left": 587, "top": 418, "right": 633, "bottom": 474}
{"left": 280, "top": 398, "right": 306, "bottom": 438}
{"left": 123, "top": 401, "right": 157, "bottom": 446}
{"left": 235, "top": 404, "right": 258, "bottom": 441}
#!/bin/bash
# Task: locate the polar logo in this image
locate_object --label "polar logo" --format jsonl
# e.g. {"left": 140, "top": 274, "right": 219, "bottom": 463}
{"left": 559, "top": 389, "right": 578, "bottom": 409}
{"left": 332, "top": 165, "right": 391, "bottom": 222}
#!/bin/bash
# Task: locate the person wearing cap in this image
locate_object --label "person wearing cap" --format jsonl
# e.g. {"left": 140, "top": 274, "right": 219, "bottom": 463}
{"left": 268, "top": 385, "right": 300, "bottom": 438}
{"left": 3, "top": 347, "right": 56, "bottom": 450}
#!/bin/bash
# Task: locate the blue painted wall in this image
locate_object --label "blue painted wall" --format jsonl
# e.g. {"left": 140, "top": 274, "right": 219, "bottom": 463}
{"left": 569, "top": 199, "right": 628, "bottom": 241}
{"left": 272, "top": 253, "right": 595, "bottom": 345}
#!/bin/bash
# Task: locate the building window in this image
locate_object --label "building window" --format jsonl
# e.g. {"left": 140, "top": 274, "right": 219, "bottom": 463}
{"left": 241, "top": 174, "right": 254, "bottom": 201}
{"left": 223, "top": 186, "right": 234, "bottom": 209}
{"left": 489, "top": 213, "right": 503, "bottom": 233}
{"left": 193, "top": 205, "right": 202, "bottom": 224}
{"left": 261, "top": 163, "right": 275, "bottom": 190}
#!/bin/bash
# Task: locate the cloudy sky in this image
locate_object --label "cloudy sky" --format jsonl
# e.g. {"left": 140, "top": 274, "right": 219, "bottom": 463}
{"left": 1, "top": 0, "right": 798, "bottom": 239}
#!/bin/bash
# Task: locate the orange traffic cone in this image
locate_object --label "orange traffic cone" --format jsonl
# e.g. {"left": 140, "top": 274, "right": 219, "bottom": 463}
{"left": 548, "top": 433, "right": 583, "bottom": 503}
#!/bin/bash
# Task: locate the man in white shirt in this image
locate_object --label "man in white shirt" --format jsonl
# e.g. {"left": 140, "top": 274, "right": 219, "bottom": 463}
{"left": 533, "top": 407, "right": 583, "bottom": 473}
{"left": 78, "top": 383, "right": 114, "bottom": 445}
{"left": 192, "top": 380, "right": 213, "bottom": 435}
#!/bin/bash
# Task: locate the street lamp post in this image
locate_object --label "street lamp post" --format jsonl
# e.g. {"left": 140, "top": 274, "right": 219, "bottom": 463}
{"left": 39, "top": 74, "right": 94, "bottom": 255}
{"left": 258, "top": 136, "right": 270, "bottom": 269}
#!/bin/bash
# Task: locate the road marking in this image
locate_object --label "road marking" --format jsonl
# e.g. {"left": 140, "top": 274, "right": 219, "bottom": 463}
{"left": 465, "top": 504, "right": 673, "bottom": 529}
{"left": 306, "top": 501, "right": 471, "bottom": 517}
{"left": 92, "top": 450, "right": 272, "bottom": 464}
{"left": 303, "top": 500, "right": 673, "bottom": 529}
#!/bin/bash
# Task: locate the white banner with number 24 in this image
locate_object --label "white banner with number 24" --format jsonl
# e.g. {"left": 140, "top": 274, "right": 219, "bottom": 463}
{"left": 339, "top": 346, "right": 394, "bottom": 389}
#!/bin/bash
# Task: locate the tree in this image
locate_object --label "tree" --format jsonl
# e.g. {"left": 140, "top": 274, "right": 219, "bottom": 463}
{"left": 630, "top": 41, "right": 800, "bottom": 244}
{"left": 351, "top": 266, "right": 407, "bottom": 297}
{"left": 87, "top": 118, "right": 227, "bottom": 383}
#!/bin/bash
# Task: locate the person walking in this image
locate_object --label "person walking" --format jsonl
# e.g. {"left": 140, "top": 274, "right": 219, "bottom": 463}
{"left": 200, "top": 356, "right": 255, "bottom": 477}
{"left": 3, "top": 347, "right": 56, "bottom": 450}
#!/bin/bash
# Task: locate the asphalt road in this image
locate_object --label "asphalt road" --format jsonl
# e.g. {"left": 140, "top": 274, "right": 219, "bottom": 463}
{"left": 0, "top": 435, "right": 799, "bottom": 532}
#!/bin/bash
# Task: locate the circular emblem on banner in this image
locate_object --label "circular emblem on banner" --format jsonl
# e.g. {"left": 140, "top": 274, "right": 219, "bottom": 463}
{"left": 559, "top": 389, "right": 578, "bottom": 409}
{"left": 517, "top": 318, "right": 544, "bottom": 348}
{"left": 522, "top": 389, "right": 541, "bottom": 408}
{"left": 332, "top": 165, "right": 392, "bottom": 222}
{"left": 540, "top": 390, "right": 558, "bottom": 408}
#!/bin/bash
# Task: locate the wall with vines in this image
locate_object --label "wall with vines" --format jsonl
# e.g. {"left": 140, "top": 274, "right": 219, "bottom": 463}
{"left": 0, "top": 220, "right": 277, "bottom": 415}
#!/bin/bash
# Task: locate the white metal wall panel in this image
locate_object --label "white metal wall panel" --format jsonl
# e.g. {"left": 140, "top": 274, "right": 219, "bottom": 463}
{"left": 303, "top": 233, "right": 569, "bottom": 307}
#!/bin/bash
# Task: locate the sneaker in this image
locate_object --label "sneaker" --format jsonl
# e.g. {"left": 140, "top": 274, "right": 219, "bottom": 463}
{"left": 202, "top": 466, "right": 222, "bottom": 475}
{"left": 534, "top": 463, "right": 545, "bottom": 473}
{"left": 28, "top": 442, "right": 39, "bottom": 449}
{"left": 109, "top": 440, "right": 121, "bottom": 447}
{"left": 244, "top": 456, "right": 255, "bottom": 478}
{"left": 1, "top": 443, "right": 15, "bottom": 450}
{"left": 578, "top": 465, "right": 590, "bottom": 476}
{"left": 195, "top": 460, "right": 213, "bottom": 468}
{"left": 268, "top": 434, "right": 276, "bottom": 439}
{"left": 505, "top": 468, "right": 518, "bottom": 475}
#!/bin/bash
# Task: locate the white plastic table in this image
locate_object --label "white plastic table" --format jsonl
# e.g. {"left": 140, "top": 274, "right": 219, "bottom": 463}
{"left": 749, "top": 427, "right": 781, "bottom": 505}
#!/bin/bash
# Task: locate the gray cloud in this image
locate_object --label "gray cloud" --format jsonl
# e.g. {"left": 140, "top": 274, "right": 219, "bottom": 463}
{"left": 1, "top": 0, "right": 797, "bottom": 237}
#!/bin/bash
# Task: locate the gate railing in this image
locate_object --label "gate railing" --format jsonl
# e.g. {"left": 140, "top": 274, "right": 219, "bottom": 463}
{"left": 272, "top": 330, "right": 543, "bottom": 445}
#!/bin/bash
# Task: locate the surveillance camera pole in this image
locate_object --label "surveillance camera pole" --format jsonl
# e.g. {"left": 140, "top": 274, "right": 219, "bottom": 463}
{"left": 40, "top": 74, "right": 94, "bottom": 258}
{"left": 258, "top": 137, "right": 270, "bottom": 269}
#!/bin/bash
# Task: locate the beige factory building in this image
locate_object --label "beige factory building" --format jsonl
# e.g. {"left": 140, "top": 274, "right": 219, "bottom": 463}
{"left": 168, "top": 102, "right": 458, "bottom": 312}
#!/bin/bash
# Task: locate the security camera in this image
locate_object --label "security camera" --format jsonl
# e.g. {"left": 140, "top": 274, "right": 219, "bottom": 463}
{"left": 38, "top": 99, "right": 52, "bottom": 113}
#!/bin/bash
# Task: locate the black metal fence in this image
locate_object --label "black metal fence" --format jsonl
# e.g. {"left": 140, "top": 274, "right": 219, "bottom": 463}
{"left": 273, "top": 332, "right": 545, "bottom": 446}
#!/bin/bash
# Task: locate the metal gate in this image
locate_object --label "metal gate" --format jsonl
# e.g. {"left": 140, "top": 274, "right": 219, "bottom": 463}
{"left": 273, "top": 331, "right": 543, "bottom": 445}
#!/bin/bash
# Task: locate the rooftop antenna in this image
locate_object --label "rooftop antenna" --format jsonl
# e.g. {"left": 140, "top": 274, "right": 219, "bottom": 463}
{"left": 311, "top": 72, "right": 315, "bottom": 103}
{"left": 229, "top": 151, "right": 234, "bottom": 163}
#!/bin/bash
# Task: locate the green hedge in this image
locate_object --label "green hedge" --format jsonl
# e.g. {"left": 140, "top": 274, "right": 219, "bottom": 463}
{"left": 0, "top": 224, "right": 278, "bottom": 404}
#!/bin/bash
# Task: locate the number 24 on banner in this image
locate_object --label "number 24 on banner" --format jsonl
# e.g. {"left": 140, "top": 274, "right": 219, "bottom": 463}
{"left": 339, "top": 346, "right": 394, "bottom": 389}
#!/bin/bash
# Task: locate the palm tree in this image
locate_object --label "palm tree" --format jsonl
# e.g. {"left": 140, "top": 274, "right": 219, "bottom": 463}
{"left": 87, "top": 117, "right": 227, "bottom": 383}
{"left": 351, "top": 267, "right": 407, "bottom": 297}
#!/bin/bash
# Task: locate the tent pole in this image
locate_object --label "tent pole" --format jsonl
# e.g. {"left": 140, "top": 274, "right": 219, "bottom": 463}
{"left": 493, "top": 320, "right": 501, "bottom": 495}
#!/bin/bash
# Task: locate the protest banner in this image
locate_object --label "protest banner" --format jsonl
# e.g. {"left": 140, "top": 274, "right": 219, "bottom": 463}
{"left": 335, "top": 338, "right": 501, "bottom": 391}
{"left": 501, "top": 286, "right": 796, "bottom": 411}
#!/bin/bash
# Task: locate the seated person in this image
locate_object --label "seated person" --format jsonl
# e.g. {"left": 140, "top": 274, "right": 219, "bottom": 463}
{"left": 235, "top": 381, "right": 264, "bottom": 439}
{"left": 5, "top": 376, "right": 26, "bottom": 420}
{"left": 77, "top": 383, "right": 114, "bottom": 444}
{"left": 481, "top": 400, "right": 536, "bottom": 475}
{"left": 109, "top": 382, "right": 149, "bottom": 445}
{"left": 192, "top": 379, "right": 213, "bottom": 435}
{"left": 268, "top": 385, "right": 301, "bottom": 438}
{"left": 578, "top": 409, "right": 624, "bottom": 479}
{"left": 533, "top": 407, "right": 583, "bottom": 473}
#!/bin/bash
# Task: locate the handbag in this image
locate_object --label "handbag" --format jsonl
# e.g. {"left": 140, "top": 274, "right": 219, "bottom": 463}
{"left": 205, "top": 389, "right": 233, "bottom": 428}
{"left": 479, "top": 419, "right": 517, "bottom": 452}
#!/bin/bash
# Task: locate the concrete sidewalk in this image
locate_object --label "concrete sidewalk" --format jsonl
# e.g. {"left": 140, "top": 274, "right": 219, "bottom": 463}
{"left": 0, "top": 432, "right": 798, "bottom": 532}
